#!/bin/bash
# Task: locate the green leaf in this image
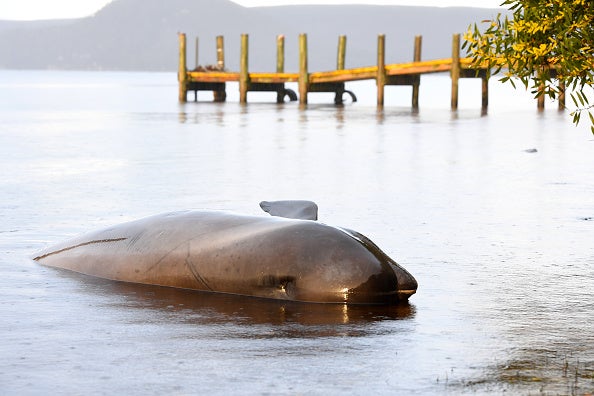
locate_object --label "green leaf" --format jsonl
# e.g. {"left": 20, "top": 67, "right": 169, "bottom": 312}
{"left": 573, "top": 111, "right": 581, "bottom": 125}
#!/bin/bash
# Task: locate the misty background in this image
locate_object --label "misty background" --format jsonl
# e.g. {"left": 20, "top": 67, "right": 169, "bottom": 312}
{"left": 0, "top": 0, "right": 502, "bottom": 72}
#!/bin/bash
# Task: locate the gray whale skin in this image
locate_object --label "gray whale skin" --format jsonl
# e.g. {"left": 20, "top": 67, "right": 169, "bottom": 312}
{"left": 33, "top": 201, "right": 417, "bottom": 305}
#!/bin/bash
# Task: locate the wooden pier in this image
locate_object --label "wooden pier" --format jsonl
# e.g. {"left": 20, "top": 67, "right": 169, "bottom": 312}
{"left": 178, "top": 32, "right": 489, "bottom": 109}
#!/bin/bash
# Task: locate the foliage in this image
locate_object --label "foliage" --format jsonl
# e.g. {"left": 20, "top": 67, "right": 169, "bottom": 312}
{"left": 463, "top": 0, "right": 594, "bottom": 133}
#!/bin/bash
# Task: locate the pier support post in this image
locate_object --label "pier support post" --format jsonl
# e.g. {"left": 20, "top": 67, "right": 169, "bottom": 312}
{"left": 214, "top": 35, "right": 226, "bottom": 102}
{"left": 193, "top": 37, "right": 200, "bottom": 101}
{"left": 216, "top": 35, "right": 225, "bottom": 69}
{"left": 337, "top": 35, "right": 346, "bottom": 70}
{"left": 482, "top": 74, "right": 489, "bottom": 110}
{"left": 240, "top": 34, "right": 249, "bottom": 104}
{"left": 451, "top": 33, "right": 460, "bottom": 110}
{"left": 276, "top": 35, "right": 285, "bottom": 103}
{"left": 412, "top": 35, "right": 422, "bottom": 110}
{"left": 537, "top": 85, "right": 545, "bottom": 110}
{"left": 536, "top": 71, "right": 545, "bottom": 110}
{"left": 536, "top": 67, "right": 547, "bottom": 110}
{"left": 178, "top": 33, "right": 188, "bottom": 103}
{"left": 299, "top": 33, "right": 309, "bottom": 105}
{"left": 333, "top": 35, "right": 348, "bottom": 105}
{"left": 377, "top": 34, "right": 386, "bottom": 107}
{"left": 558, "top": 80, "right": 565, "bottom": 111}
{"left": 277, "top": 35, "right": 285, "bottom": 73}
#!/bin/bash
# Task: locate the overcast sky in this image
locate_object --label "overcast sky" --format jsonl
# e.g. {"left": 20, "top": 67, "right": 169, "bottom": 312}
{"left": 0, "top": 0, "right": 504, "bottom": 21}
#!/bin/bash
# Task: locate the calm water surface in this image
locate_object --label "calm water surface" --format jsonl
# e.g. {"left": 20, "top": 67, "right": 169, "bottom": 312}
{"left": 1, "top": 70, "right": 593, "bottom": 395}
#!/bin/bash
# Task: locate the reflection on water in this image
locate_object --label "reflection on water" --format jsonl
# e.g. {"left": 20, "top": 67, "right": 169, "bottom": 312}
{"left": 72, "top": 272, "right": 414, "bottom": 335}
{"left": 1, "top": 70, "right": 594, "bottom": 395}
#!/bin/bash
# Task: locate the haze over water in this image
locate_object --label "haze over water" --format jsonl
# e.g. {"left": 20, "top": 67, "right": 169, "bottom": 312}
{"left": 1, "top": 70, "right": 593, "bottom": 394}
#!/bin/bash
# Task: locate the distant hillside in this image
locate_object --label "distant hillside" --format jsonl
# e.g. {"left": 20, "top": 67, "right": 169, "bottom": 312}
{"left": 0, "top": 0, "right": 503, "bottom": 72}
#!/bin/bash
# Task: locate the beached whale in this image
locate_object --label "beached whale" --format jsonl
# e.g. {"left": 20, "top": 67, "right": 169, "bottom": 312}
{"left": 33, "top": 201, "right": 417, "bottom": 304}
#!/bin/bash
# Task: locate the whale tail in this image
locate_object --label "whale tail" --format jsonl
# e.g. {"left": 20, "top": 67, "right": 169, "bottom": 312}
{"left": 259, "top": 200, "right": 318, "bottom": 221}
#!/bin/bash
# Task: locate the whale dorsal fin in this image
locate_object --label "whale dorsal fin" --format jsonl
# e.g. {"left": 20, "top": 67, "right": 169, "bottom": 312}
{"left": 259, "top": 200, "right": 318, "bottom": 221}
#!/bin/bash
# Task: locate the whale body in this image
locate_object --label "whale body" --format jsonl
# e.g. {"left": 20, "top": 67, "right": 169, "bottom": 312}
{"left": 33, "top": 202, "right": 417, "bottom": 304}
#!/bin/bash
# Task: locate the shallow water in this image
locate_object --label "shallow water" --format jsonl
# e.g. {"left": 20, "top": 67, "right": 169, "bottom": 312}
{"left": 1, "top": 70, "right": 594, "bottom": 395}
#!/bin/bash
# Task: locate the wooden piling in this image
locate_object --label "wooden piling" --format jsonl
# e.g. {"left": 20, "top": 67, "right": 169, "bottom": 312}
{"left": 536, "top": 67, "right": 545, "bottom": 110}
{"left": 412, "top": 35, "right": 422, "bottom": 110}
{"left": 377, "top": 34, "right": 386, "bottom": 107}
{"left": 299, "top": 33, "right": 309, "bottom": 105}
{"left": 482, "top": 74, "right": 489, "bottom": 110}
{"left": 277, "top": 35, "right": 285, "bottom": 73}
{"left": 216, "top": 35, "right": 225, "bottom": 69}
{"left": 192, "top": 37, "right": 199, "bottom": 101}
{"left": 178, "top": 33, "right": 187, "bottom": 103}
{"left": 240, "top": 34, "right": 249, "bottom": 104}
{"left": 537, "top": 81, "right": 545, "bottom": 110}
{"left": 211, "top": 35, "right": 227, "bottom": 102}
{"left": 332, "top": 35, "right": 349, "bottom": 105}
{"left": 337, "top": 35, "right": 346, "bottom": 70}
{"left": 558, "top": 80, "right": 565, "bottom": 111}
{"left": 276, "top": 35, "right": 286, "bottom": 103}
{"left": 451, "top": 33, "right": 460, "bottom": 110}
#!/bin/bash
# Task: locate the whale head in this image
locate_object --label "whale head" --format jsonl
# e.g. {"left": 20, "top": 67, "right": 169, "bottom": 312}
{"left": 250, "top": 220, "right": 417, "bottom": 304}
{"left": 259, "top": 200, "right": 417, "bottom": 304}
